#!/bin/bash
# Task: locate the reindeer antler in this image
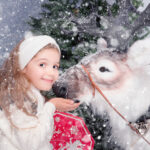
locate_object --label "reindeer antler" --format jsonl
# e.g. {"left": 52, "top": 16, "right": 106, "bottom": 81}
{"left": 132, "top": 4, "right": 150, "bottom": 29}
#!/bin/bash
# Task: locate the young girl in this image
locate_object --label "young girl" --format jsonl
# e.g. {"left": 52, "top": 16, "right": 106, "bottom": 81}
{"left": 0, "top": 34, "right": 80, "bottom": 150}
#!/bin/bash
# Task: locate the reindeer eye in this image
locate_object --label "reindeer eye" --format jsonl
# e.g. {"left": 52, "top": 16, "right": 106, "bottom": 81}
{"left": 99, "top": 66, "right": 110, "bottom": 72}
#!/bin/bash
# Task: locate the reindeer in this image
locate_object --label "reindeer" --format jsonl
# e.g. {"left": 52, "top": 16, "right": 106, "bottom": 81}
{"left": 53, "top": 38, "right": 150, "bottom": 150}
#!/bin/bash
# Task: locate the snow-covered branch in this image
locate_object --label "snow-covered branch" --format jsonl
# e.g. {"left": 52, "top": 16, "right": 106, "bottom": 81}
{"left": 67, "top": 0, "right": 150, "bottom": 51}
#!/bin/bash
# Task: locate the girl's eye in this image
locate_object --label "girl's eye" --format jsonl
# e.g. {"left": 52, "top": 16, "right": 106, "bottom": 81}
{"left": 53, "top": 65, "right": 59, "bottom": 69}
{"left": 39, "top": 63, "right": 46, "bottom": 67}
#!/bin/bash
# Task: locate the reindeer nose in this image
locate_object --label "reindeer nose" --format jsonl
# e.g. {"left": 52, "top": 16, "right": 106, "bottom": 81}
{"left": 52, "top": 83, "right": 68, "bottom": 98}
{"left": 59, "top": 86, "right": 67, "bottom": 98}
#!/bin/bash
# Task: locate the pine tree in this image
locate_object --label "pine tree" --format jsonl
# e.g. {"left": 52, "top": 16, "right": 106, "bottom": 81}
{"left": 28, "top": 0, "right": 120, "bottom": 69}
{"left": 28, "top": 0, "right": 147, "bottom": 149}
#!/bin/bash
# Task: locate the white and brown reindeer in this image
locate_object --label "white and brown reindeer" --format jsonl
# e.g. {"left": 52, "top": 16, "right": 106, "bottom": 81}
{"left": 53, "top": 38, "right": 150, "bottom": 150}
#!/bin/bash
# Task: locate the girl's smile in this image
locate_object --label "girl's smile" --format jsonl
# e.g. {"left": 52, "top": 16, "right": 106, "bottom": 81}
{"left": 41, "top": 78, "right": 54, "bottom": 85}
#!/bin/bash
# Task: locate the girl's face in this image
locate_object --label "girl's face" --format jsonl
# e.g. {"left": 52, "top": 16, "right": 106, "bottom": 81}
{"left": 23, "top": 48, "right": 60, "bottom": 91}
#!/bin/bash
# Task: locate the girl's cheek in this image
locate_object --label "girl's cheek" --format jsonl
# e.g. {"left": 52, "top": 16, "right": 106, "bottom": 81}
{"left": 54, "top": 71, "right": 59, "bottom": 81}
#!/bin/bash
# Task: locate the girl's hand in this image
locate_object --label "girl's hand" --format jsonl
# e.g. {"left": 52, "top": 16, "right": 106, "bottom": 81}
{"left": 49, "top": 98, "right": 80, "bottom": 112}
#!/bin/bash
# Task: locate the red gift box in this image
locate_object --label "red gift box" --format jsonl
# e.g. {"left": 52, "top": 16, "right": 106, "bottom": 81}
{"left": 50, "top": 111, "right": 95, "bottom": 150}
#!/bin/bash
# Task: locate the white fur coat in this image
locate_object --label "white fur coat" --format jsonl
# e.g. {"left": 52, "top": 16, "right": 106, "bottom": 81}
{"left": 0, "top": 86, "right": 56, "bottom": 150}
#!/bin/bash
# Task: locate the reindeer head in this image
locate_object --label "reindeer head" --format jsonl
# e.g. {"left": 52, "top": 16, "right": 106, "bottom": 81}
{"left": 53, "top": 38, "right": 150, "bottom": 109}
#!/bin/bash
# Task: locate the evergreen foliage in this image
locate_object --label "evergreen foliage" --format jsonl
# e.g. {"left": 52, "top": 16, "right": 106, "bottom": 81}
{"left": 28, "top": 0, "right": 120, "bottom": 69}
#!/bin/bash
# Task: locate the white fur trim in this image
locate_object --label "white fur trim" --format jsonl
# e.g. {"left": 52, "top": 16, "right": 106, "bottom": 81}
{"left": 19, "top": 35, "right": 60, "bottom": 69}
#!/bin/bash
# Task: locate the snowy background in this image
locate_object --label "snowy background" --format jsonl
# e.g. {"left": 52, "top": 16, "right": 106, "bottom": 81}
{"left": 0, "top": 0, "right": 48, "bottom": 64}
{"left": 0, "top": 0, "right": 149, "bottom": 65}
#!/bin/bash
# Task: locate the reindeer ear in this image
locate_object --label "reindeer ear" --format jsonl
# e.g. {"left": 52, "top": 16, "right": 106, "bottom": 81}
{"left": 127, "top": 38, "right": 150, "bottom": 68}
{"left": 97, "top": 38, "right": 107, "bottom": 51}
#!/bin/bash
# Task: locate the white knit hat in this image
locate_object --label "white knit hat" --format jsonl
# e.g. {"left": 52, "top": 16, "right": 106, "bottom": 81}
{"left": 19, "top": 34, "right": 60, "bottom": 70}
